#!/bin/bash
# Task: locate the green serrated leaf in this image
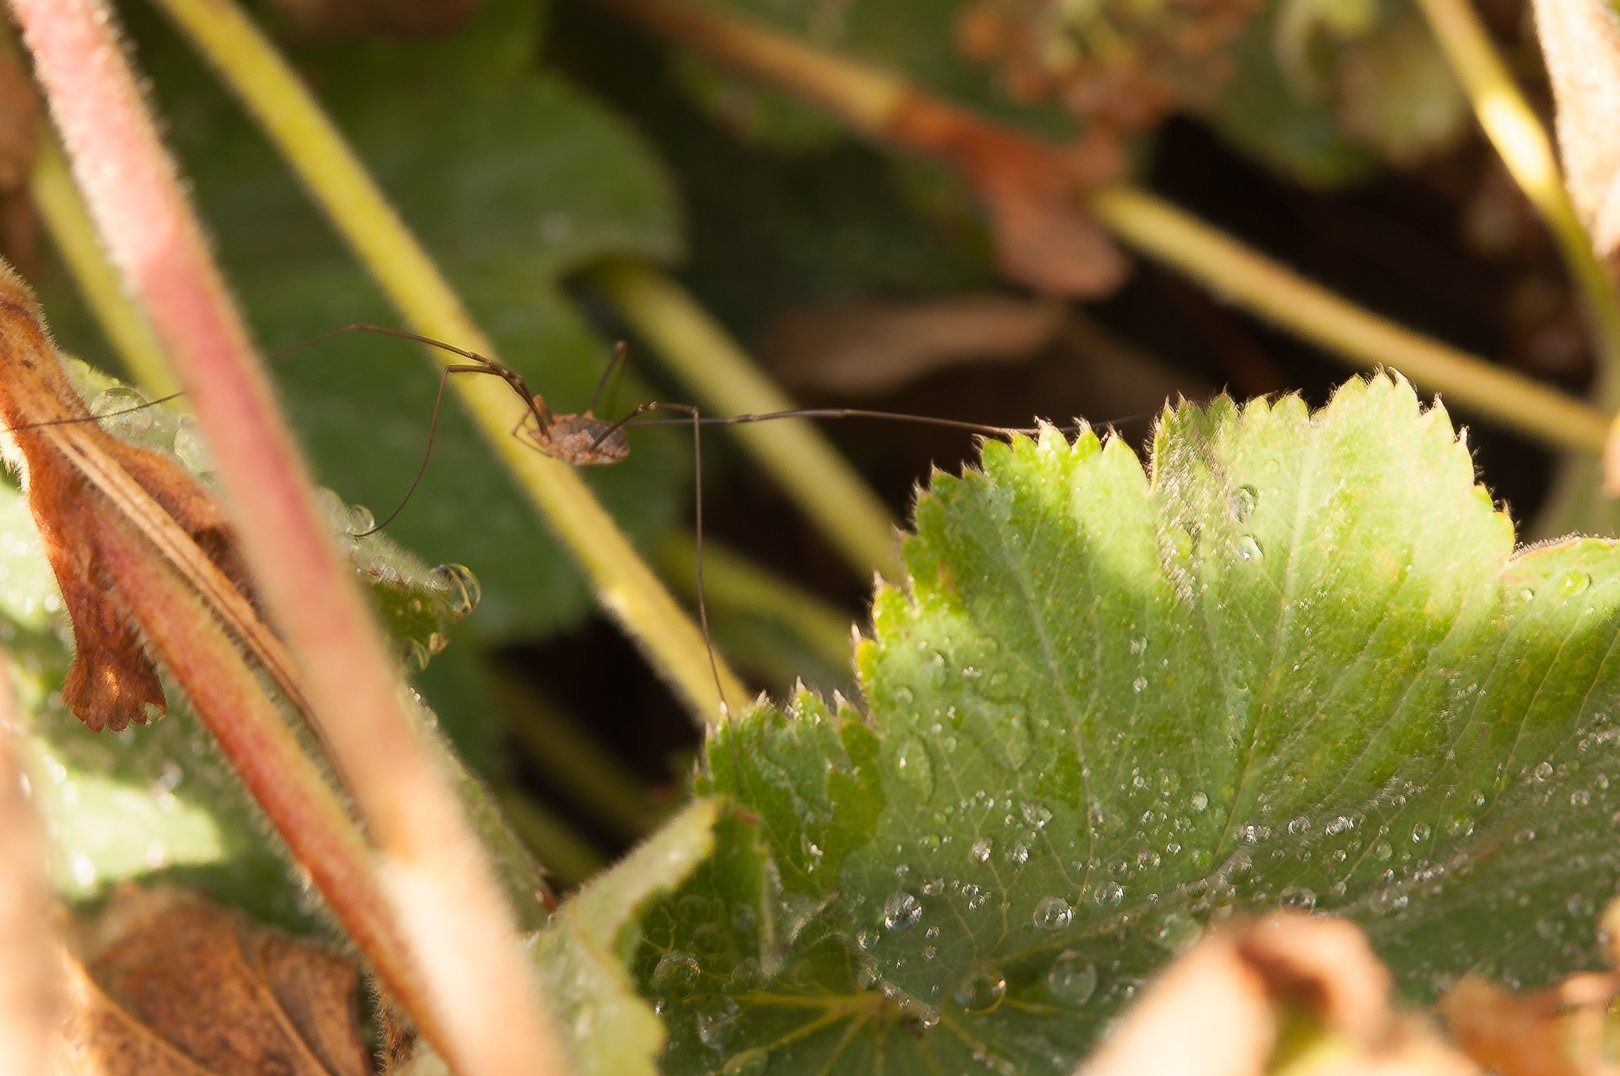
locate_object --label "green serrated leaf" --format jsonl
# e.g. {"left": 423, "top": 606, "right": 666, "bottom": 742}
{"left": 405, "top": 799, "right": 723, "bottom": 1076}
{"left": 631, "top": 375, "right": 1620, "bottom": 1072}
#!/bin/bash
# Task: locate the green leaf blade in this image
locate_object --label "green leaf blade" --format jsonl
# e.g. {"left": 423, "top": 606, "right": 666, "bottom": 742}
{"left": 639, "top": 375, "right": 1620, "bottom": 1072}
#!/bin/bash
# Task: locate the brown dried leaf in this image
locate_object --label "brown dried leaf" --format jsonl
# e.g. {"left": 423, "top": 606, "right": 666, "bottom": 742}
{"left": 55, "top": 885, "right": 370, "bottom": 1075}
{"left": 762, "top": 295, "right": 1067, "bottom": 395}
{"left": 0, "top": 265, "right": 259, "bottom": 731}
{"left": 1082, "top": 913, "right": 1479, "bottom": 1076}
{"left": 889, "top": 95, "right": 1128, "bottom": 297}
{"left": 1533, "top": 0, "right": 1620, "bottom": 260}
{"left": 1441, "top": 971, "right": 1620, "bottom": 1076}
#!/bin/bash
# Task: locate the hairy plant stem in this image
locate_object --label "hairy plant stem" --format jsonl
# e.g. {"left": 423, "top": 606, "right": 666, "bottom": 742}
{"left": 592, "top": 262, "right": 902, "bottom": 582}
{"left": 595, "top": 0, "right": 1610, "bottom": 457}
{"left": 9, "top": 1, "right": 566, "bottom": 1070}
{"left": 150, "top": 0, "right": 743, "bottom": 722}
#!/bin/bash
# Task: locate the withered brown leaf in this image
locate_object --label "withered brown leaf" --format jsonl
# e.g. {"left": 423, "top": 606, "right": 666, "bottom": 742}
{"left": 0, "top": 265, "right": 254, "bottom": 731}
{"left": 55, "top": 885, "right": 370, "bottom": 1076}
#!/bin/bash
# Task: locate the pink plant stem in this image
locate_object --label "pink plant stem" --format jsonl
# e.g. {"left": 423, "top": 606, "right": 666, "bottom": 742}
{"left": 8, "top": 1, "right": 564, "bottom": 1071}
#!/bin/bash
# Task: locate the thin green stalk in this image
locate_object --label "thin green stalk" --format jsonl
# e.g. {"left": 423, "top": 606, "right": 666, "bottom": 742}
{"left": 1089, "top": 186, "right": 1610, "bottom": 454}
{"left": 656, "top": 532, "right": 852, "bottom": 678}
{"left": 150, "top": 0, "right": 743, "bottom": 722}
{"left": 1416, "top": 0, "right": 1620, "bottom": 389}
{"left": 30, "top": 137, "right": 178, "bottom": 396}
{"left": 592, "top": 261, "right": 902, "bottom": 583}
{"left": 499, "top": 675, "right": 662, "bottom": 840}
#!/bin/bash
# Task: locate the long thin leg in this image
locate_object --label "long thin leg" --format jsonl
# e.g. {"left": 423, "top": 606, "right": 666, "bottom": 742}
{"left": 619, "top": 406, "right": 1084, "bottom": 438}
{"left": 588, "top": 341, "right": 632, "bottom": 417}
{"left": 354, "top": 363, "right": 510, "bottom": 536}
{"left": 268, "top": 323, "right": 554, "bottom": 430}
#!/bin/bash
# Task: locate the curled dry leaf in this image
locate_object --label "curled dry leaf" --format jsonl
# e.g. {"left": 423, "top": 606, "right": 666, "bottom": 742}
{"left": 1532, "top": 0, "right": 1620, "bottom": 261}
{"left": 0, "top": 264, "right": 256, "bottom": 731}
{"left": 886, "top": 95, "right": 1128, "bottom": 297}
{"left": 54, "top": 885, "right": 369, "bottom": 1076}
{"left": 1082, "top": 913, "right": 1480, "bottom": 1076}
{"left": 761, "top": 294, "right": 1068, "bottom": 395}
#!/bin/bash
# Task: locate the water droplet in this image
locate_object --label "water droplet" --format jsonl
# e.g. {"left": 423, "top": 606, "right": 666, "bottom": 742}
{"left": 651, "top": 951, "right": 701, "bottom": 997}
{"left": 1372, "top": 840, "right": 1392, "bottom": 861}
{"left": 1132, "top": 676, "right": 1147, "bottom": 694}
{"left": 1533, "top": 760, "right": 1555, "bottom": 782}
{"left": 1229, "top": 485, "right": 1257, "bottom": 522}
{"left": 1032, "top": 896, "right": 1074, "bottom": 931}
{"left": 953, "top": 966, "right": 1007, "bottom": 1013}
{"left": 172, "top": 415, "right": 213, "bottom": 473}
{"left": 883, "top": 890, "right": 923, "bottom": 931}
{"left": 91, "top": 385, "right": 153, "bottom": 439}
{"left": 430, "top": 563, "right": 481, "bottom": 618}
{"left": 1157, "top": 911, "right": 1200, "bottom": 951}
{"left": 969, "top": 837, "right": 992, "bottom": 863}
{"left": 1095, "top": 881, "right": 1125, "bottom": 907}
{"left": 1129, "top": 635, "right": 1148, "bottom": 655}
{"left": 343, "top": 503, "right": 376, "bottom": 536}
{"left": 1559, "top": 570, "right": 1592, "bottom": 597}
{"left": 894, "top": 738, "right": 935, "bottom": 796}
{"left": 1005, "top": 842, "right": 1030, "bottom": 866}
{"left": 1021, "top": 802, "right": 1053, "bottom": 828}
{"left": 399, "top": 639, "right": 429, "bottom": 673}
{"left": 1278, "top": 885, "right": 1316, "bottom": 912}
{"left": 1410, "top": 822, "right": 1431, "bottom": 844}
{"left": 1190, "top": 791, "right": 1209, "bottom": 812}
{"left": 1234, "top": 535, "right": 1263, "bottom": 562}
{"left": 1046, "top": 951, "right": 1098, "bottom": 1003}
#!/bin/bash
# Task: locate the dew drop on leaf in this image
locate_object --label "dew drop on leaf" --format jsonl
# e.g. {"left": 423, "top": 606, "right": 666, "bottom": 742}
{"left": 91, "top": 385, "right": 153, "bottom": 439}
{"left": 430, "top": 562, "right": 482, "bottom": 618}
{"left": 1032, "top": 896, "right": 1074, "bottom": 931}
{"left": 1156, "top": 911, "right": 1200, "bottom": 951}
{"left": 1278, "top": 885, "right": 1316, "bottom": 911}
{"left": 894, "top": 737, "right": 934, "bottom": 796}
{"left": 953, "top": 966, "right": 1007, "bottom": 1012}
{"left": 172, "top": 415, "right": 213, "bottom": 473}
{"left": 398, "top": 639, "right": 429, "bottom": 673}
{"left": 1094, "top": 881, "right": 1125, "bottom": 907}
{"left": 882, "top": 890, "right": 923, "bottom": 931}
{"left": 1046, "top": 951, "right": 1098, "bottom": 1004}
{"left": 1190, "top": 791, "right": 1209, "bottom": 812}
{"left": 970, "top": 837, "right": 992, "bottom": 863}
{"left": 1229, "top": 485, "right": 1257, "bottom": 522}
{"left": 1559, "top": 570, "right": 1592, "bottom": 597}
{"left": 651, "top": 951, "right": 701, "bottom": 998}
{"left": 1234, "top": 535, "right": 1263, "bottom": 562}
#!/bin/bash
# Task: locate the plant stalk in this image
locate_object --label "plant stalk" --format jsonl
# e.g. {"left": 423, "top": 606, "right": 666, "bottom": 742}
{"left": 9, "top": 0, "right": 567, "bottom": 1069}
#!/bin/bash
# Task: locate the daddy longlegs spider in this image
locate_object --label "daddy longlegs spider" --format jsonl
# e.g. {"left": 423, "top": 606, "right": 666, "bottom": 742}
{"left": 20, "top": 323, "right": 1139, "bottom": 715}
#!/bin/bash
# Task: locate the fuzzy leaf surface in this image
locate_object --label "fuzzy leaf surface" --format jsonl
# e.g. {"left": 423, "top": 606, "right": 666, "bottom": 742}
{"left": 634, "top": 376, "right": 1620, "bottom": 1072}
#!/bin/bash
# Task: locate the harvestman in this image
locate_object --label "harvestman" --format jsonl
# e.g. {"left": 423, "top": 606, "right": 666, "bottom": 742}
{"left": 24, "top": 323, "right": 1122, "bottom": 712}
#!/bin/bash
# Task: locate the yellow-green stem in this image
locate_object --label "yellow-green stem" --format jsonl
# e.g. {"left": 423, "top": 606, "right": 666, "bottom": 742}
{"left": 593, "top": 261, "right": 902, "bottom": 582}
{"left": 30, "top": 138, "right": 178, "bottom": 395}
{"left": 151, "top": 0, "right": 743, "bottom": 721}
{"left": 1089, "top": 186, "right": 1609, "bottom": 453}
{"left": 1416, "top": 0, "right": 1620, "bottom": 392}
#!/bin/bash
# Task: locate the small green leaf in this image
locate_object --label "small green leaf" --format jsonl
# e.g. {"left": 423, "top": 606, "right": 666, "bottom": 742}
{"left": 635, "top": 376, "right": 1620, "bottom": 1072}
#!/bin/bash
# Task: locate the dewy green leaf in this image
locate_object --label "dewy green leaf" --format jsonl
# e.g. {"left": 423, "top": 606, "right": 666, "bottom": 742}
{"left": 635, "top": 375, "right": 1620, "bottom": 1072}
{"left": 405, "top": 799, "right": 723, "bottom": 1076}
